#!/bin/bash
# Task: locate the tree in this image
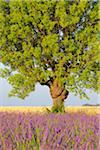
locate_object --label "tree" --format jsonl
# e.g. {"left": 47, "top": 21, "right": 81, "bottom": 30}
{"left": 0, "top": 0, "right": 99, "bottom": 112}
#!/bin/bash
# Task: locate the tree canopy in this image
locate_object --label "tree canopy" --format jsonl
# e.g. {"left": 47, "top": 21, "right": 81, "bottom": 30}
{"left": 0, "top": 0, "right": 99, "bottom": 100}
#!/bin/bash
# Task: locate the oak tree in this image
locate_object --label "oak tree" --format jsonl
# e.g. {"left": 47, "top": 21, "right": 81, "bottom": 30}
{"left": 0, "top": 0, "right": 99, "bottom": 112}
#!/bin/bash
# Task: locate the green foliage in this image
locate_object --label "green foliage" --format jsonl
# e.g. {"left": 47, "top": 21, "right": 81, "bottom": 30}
{"left": 0, "top": 0, "right": 99, "bottom": 99}
{"left": 14, "top": 134, "right": 40, "bottom": 150}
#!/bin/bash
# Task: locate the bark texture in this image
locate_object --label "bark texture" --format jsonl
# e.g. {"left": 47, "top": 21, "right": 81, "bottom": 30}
{"left": 50, "top": 79, "right": 69, "bottom": 112}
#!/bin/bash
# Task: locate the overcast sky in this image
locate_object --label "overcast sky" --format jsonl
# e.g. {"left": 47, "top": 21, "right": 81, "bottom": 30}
{"left": 0, "top": 62, "right": 99, "bottom": 106}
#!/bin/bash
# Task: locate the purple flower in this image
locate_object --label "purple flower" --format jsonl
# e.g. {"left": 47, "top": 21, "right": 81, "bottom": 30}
{"left": 57, "top": 137, "right": 62, "bottom": 145}
{"left": 76, "top": 136, "right": 81, "bottom": 143}
{"left": 0, "top": 111, "right": 99, "bottom": 149}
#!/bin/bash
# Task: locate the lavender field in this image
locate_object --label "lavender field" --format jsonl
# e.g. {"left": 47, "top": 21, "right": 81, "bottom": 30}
{"left": 0, "top": 111, "right": 99, "bottom": 150}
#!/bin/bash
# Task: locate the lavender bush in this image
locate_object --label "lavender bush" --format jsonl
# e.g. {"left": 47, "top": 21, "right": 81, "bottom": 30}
{"left": 0, "top": 112, "right": 99, "bottom": 150}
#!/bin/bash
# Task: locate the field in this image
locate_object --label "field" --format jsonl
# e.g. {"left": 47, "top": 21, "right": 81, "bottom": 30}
{"left": 0, "top": 106, "right": 100, "bottom": 114}
{"left": 0, "top": 106, "right": 100, "bottom": 150}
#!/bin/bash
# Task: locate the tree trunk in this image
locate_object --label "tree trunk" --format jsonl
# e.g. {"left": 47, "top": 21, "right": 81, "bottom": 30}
{"left": 50, "top": 79, "right": 69, "bottom": 113}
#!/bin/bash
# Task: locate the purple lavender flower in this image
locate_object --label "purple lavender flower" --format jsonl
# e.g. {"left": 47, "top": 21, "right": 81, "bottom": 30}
{"left": 76, "top": 136, "right": 81, "bottom": 143}
{"left": 0, "top": 112, "right": 99, "bottom": 149}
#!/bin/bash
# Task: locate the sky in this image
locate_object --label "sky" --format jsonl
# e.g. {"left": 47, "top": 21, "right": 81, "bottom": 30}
{"left": 0, "top": 62, "right": 99, "bottom": 106}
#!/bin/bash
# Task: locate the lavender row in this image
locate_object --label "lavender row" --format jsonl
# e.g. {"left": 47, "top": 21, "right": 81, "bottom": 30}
{"left": 0, "top": 112, "right": 99, "bottom": 150}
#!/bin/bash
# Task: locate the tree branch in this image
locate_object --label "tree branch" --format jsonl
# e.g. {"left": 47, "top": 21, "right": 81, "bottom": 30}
{"left": 40, "top": 77, "right": 53, "bottom": 87}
